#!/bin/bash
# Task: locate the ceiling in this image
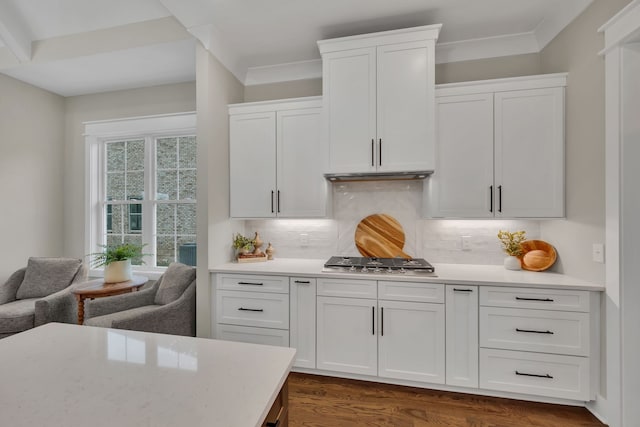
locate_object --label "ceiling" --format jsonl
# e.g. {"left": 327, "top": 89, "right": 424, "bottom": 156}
{"left": 0, "top": 0, "right": 593, "bottom": 96}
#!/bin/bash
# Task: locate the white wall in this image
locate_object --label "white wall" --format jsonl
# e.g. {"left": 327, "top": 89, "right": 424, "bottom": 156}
{"left": 0, "top": 74, "right": 65, "bottom": 282}
{"left": 63, "top": 82, "right": 197, "bottom": 259}
{"left": 196, "top": 43, "right": 244, "bottom": 337}
{"left": 539, "top": 0, "right": 632, "bottom": 284}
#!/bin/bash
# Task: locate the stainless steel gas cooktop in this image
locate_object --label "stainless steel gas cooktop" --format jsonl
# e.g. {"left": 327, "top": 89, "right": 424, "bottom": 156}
{"left": 323, "top": 256, "right": 435, "bottom": 275}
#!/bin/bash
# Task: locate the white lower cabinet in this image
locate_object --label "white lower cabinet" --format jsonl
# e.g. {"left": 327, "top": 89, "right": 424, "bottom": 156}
{"left": 214, "top": 273, "right": 598, "bottom": 403}
{"left": 316, "top": 296, "right": 378, "bottom": 376}
{"left": 479, "top": 286, "right": 595, "bottom": 401}
{"left": 479, "top": 348, "right": 589, "bottom": 401}
{"left": 217, "top": 324, "right": 290, "bottom": 347}
{"left": 445, "top": 285, "right": 479, "bottom": 388}
{"left": 316, "top": 279, "right": 445, "bottom": 384}
{"left": 378, "top": 299, "right": 445, "bottom": 383}
{"left": 214, "top": 273, "right": 290, "bottom": 348}
{"left": 290, "top": 277, "right": 316, "bottom": 369}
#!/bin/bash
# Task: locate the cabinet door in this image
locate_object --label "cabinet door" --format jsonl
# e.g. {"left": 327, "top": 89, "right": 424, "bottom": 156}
{"left": 378, "top": 300, "right": 445, "bottom": 384}
{"left": 277, "top": 108, "right": 327, "bottom": 217}
{"left": 290, "top": 278, "right": 316, "bottom": 369}
{"left": 323, "top": 48, "right": 377, "bottom": 173}
{"left": 316, "top": 296, "right": 377, "bottom": 376}
{"left": 495, "top": 87, "right": 565, "bottom": 218}
{"left": 377, "top": 41, "right": 435, "bottom": 172}
{"left": 446, "top": 285, "right": 479, "bottom": 388}
{"left": 229, "top": 112, "right": 277, "bottom": 218}
{"left": 429, "top": 93, "right": 494, "bottom": 218}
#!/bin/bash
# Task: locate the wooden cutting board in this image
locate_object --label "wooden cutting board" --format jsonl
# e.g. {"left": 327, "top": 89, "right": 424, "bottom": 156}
{"left": 355, "top": 214, "right": 411, "bottom": 258}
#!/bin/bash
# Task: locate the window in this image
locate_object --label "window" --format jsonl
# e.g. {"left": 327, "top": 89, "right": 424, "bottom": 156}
{"left": 85, "top": 114, "right": 197, "bottom": 273}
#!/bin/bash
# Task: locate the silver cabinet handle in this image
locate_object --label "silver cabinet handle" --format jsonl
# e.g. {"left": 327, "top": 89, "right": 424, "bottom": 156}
{"left": 516, "top": 297, "right": 554, "bottom": 302}
{"left": 238, "top": 307, "right": 263, "bottom": 312}
{"left": 294, "top": 280, "right": 310, "bottom": 284}
{"left": 238, "top": 282, "right": 263, "bottom": 286}
{"left": 453, "top": 288, "right": 473, "bottom": 292}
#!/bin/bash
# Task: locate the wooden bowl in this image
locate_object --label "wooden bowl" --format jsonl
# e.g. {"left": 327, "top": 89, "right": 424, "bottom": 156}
{"left": 520, "top": 240, "right": 557, "bottom": 271}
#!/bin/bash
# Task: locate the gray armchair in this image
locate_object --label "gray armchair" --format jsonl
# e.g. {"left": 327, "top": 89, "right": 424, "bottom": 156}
{"left": 84, "top": 262, "right": 196, "bottom": 336}
{"left": 0, "top": 257, "right": 87, "bottom": 339}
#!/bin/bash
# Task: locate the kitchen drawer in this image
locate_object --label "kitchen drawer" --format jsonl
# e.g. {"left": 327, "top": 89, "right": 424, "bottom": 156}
{"left": 480, "top": 286, "right": 590, "bottom": 312}
{"left": 317, "top": 278, "right": 377, "bottom": 299}
{"left": 217, "top": 290, "right": 289, "bottom": 329}
{"left": 216, "top": 324, "right": 290, "bottom": 347}
{"left": 216, "top": 274, "right": 289, "bottom": 294}
{"left": 479, "top": 348, "right": 590, "bottom": 401}
{"left": 480, "top": 307, "right": 589, "bottom": 356}
{"left": 378, "top": 281, "right": 444, "bottom": 303}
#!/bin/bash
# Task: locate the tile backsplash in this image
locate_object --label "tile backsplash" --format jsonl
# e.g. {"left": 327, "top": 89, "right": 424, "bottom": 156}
{"left": 245, "top": 181, "right": 540, "bottom": 265}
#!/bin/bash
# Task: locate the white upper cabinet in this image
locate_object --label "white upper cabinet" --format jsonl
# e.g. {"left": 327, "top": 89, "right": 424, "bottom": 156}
{"left": 431, "top": 93, "right": 495, "bottom": 218}
{"left": 319, "top": 25, "right": 441, "bottom": 174}
{"left": 495, "top": 87, "right": 565, "bottom": 218}
{"left": 229, "top": 97, "right": 327, "bottom": 219}
{"left": 229, "top": 111, "right": 277, "bottom": 218}
{"left": 428, "top": 74, "right": 567, "bottom": 219}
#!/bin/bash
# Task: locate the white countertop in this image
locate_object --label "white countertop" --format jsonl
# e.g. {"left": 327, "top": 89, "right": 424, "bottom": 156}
{"left": 0, "top": 323, "right": 295, "bottom": 427}
{"left": 211, "top": 258, "right": 604, "bottom": 291}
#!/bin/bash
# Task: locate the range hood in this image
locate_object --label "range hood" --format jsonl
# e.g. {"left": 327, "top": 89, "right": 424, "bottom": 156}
{"left": 324, "top": 170, "right": 433, "bottom": 182}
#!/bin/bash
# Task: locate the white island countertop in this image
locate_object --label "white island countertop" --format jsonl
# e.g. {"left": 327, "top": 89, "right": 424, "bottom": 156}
{"left": 211, "top": 258, "right": 604, "bottom": 291}
{"left": 0, "top": 323, "right": 295, "bottom": 427}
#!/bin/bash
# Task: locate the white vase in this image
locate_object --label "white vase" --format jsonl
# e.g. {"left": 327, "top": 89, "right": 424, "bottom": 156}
{"left": 104, "top": 260, "right": 133, "bottom": 283}
{"left": 504, "top": 255, "right": 521, "bottom": 271}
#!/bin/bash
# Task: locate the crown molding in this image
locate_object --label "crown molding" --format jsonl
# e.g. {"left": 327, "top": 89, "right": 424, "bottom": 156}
{"left": 0, "top": 0, "right": 32, "bottom": 62}
{"left": 188, "top": 23, "right": 246, "bottom": 84}
{"left": 245, "top": 59, "right": 322, "bottom": 86}
{"left": 534, "top": 0, "right": 593, "bottom": 49}
{"left": 599, "top": 0, "right": 640, "bottom": 55}
{"left": 435, "top": 32, "right": 539, "bottom": 64}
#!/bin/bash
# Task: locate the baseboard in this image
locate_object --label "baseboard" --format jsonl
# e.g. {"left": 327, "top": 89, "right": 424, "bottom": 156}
{"left": 586, "top": 394, "right": 610, "bottom": 426}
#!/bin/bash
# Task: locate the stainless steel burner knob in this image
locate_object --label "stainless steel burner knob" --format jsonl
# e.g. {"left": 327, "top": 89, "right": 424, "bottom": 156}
{"left": 349, "top": 265, "right": 356, "bottom": 272}
{"left": 361, "top": 266, "right": 368, "bottom": 272}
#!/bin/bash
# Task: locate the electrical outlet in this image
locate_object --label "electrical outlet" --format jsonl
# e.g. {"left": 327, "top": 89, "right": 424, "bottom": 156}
{"left": 593, "top": 243, "right": 605, "bottom": 263}
{"left": 461, "top": 235, "right": 471, "bottom": 251}
{"left": 299, "top": 233, "right": 310, "bottom": 247}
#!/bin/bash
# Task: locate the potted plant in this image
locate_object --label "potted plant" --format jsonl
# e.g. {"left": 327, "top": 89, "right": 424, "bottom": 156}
{"left": 497, "top": 230, "right": 526, "bottom": 270}
{"left": 232, "top": 233, "right": 255, "bottom": 256}
{"left": 89, "top": 243, "right": 149, "bottom": 283}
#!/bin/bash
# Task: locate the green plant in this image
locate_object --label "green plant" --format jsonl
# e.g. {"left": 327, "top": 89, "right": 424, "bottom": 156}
{"left": 232, "top": 233, "right": 255, "bottom": 251}
{"left": 497, "top": 230, "right": 527, "bottom": 256}
{"left": 88, "top": 243, "right": 149, "bottom": 268}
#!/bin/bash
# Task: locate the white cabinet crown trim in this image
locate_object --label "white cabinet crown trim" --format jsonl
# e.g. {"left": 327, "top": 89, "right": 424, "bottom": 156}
{"left": 228, "top": 96, "right": 322, "bottom": 115}
{"left": 436, "top": 73, "right": 568, "bottom": 97}
{"left": 318, "top": 24, "right": 442, "bottom": 54}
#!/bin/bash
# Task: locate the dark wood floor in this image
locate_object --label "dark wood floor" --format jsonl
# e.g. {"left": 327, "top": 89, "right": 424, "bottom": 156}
{"left": 288, "top": 373, "right": 606, "bottom": 427}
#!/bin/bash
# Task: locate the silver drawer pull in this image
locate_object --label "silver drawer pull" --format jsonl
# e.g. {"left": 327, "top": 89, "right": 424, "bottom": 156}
{"left": 237, "top": 281, "right": 263, "bottom": 286}
{"left": 238, "top": 307, "right": 264, "bottom": 312}
{"left": 515, "top": 296, "right": 554, "bottom": 302}
{"left": 515, "top": 371, "right": 553, "bottom": 379}
{"left": 453, "top": 288, "right": 473, "bottom": 292}
{"left": 294, "top": 280, "right": 310, "bottom": 284}
{"left": 515, "top": 328, "right": 554, "bottom": 334}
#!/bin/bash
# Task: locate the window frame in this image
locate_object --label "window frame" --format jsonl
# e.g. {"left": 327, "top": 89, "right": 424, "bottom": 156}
{"left": 85, "top": 113, "right": 197, "bottom": 278}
